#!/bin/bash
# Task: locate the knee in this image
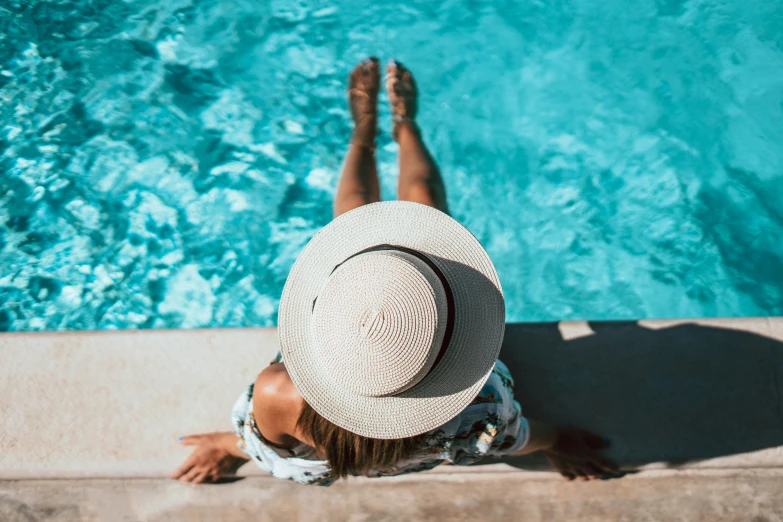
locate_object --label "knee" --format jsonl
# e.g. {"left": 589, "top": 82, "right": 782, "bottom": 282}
{"left": 400, "top": 182, "right": 435, "bottom": 204}
{"left": 334, "top": 193, "right": 372, "bottom": 218}
{"left": 399, "top": 182, "right": 447, "bottom": 213}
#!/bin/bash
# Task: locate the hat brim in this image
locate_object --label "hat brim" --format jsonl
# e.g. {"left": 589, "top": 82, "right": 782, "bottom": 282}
{"left": 278, "top": 201, "right": 505, "bottom": 439}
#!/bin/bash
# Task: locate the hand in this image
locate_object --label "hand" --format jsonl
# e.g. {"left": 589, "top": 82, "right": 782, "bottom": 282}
{"left": 543, "top": 428, "right": 621, "bottom": 481}
{"left": 170, "top": 432, "right": 249, "bottom": 484}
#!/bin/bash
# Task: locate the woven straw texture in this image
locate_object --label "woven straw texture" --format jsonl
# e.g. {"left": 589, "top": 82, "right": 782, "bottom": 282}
{"left": 278, "top": 201, "right": 505, "bottom": 439}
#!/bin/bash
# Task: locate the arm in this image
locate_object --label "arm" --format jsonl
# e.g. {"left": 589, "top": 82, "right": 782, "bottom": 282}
{"left": 170, "top": 366, "right": 301, "bottom": 485}
{"left": 511, "top": 419, "right": 559, "bottom": 455}
{"left": 170, "top": 432, "right": 250, "bottom": 484}
{"left": 512, "top": 419, "right": 621, "bottom": 481}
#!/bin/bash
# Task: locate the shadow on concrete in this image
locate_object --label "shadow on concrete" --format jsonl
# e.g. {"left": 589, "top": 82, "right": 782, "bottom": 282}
{"left": 496, "top": 321, "right": 783, "bottom": 471}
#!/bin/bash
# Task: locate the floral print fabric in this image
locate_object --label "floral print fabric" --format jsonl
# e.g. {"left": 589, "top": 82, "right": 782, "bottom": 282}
{"left": 231, "top": 355, "right": 529, "bottom": 486}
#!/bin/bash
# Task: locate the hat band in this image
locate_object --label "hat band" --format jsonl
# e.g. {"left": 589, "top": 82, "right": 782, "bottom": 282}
{"left": 312, "top": 243, "right": 456, "bottom": 386}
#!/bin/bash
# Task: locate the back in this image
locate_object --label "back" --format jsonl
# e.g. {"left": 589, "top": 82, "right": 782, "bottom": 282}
{"left": 231, "top": 355, "right": 530, "bottom": 486}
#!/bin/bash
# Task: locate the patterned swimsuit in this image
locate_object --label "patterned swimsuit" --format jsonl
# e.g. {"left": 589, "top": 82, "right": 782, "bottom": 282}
{"left": 232, "top": 354, "right": 530, "bottom": 486}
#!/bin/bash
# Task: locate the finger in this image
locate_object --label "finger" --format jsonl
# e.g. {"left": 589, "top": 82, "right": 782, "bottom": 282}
{"left": 571, "top": 467, "right": 589, "bottom": 481}
{"left": 572, "top": 464, "right": 596, "bottom": 480}
{"left": 179, "top": 466, "right": 203, "bottom": 483}
{"left": 192, "top": 470, "right": 210, "bottom": 485}
{"left": 561, "top": 462, "right": 581, "bottom": 480}
{"left": 178, "top": 434, "right": 207, "bottom": 446}
{"left": 582, "top": 455, "right": 619, "bottom": 474}
{"left": 584, "top": 462, "right": 602, "bottom": 476}
{"left": 170, "top": 457, "right": 195, "bottom": 480}
{"left": 584, "top": 462, "right": 605, "bottom": 479}
{"left": 595, "top": 458, "right": 620, "bottom": 473}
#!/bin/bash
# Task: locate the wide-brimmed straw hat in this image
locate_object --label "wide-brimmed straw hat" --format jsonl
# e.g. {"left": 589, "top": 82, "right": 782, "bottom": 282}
{"left": 278, "top": 201, "right": 505, "bottom": 439}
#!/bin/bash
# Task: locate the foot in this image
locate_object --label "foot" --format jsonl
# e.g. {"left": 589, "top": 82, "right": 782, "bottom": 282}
{"left": 386, "top": 59, "right": 418, "bottom": 142}
{"left": 348, "top": 57, "right": 380, "bottom": 149}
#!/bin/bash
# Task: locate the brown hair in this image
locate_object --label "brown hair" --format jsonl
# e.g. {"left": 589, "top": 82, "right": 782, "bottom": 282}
{"left": 296, "top": 401, "right": 427, "bottom": 478}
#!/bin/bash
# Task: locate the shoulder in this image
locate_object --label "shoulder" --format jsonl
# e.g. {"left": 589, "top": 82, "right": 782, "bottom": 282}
{"left": 252, "top": 364, "right": 305, "bottom": 444}
{"left": 254, "top": 363, "right": 299, "bottom": 397}
{"left": 253, "top": 363, "right": 303, "bottom": 413}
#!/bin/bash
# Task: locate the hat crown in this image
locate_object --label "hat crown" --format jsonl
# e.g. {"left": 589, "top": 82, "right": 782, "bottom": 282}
{"left": 310, "top": 250, "right": 448, "bottom": 397}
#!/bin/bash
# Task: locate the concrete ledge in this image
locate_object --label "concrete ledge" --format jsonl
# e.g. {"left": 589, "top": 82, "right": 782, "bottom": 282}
{"left": 3, "top": 471, "right": 783, "bottom": 521}
{"left": 1, "top": 318, "right": 782, "bottom": 479}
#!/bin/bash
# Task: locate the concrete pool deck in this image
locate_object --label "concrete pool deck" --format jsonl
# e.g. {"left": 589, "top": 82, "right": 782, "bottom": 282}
{"left": 2, "top": 317, "right": 783, "bottom": 519}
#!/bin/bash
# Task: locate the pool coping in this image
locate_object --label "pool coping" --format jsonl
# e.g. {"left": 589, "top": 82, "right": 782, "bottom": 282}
{"left": 1, "top": 317, "right": 782, "bottom": 479}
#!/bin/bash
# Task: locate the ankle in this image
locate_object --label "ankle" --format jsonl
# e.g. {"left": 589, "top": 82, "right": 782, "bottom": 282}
{"left": 393, "top": 119, "right": 418, "bottom": 142}
{"left": 350, "top": 139, "right": 376, "bottom": 152}
{"left": 351, "top": 124, "right": 377, "bottom": 149}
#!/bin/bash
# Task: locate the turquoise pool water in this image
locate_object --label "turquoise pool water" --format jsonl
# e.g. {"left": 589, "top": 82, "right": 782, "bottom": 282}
{"left": 1, "top": 0, "right": 782, "bottom": 331}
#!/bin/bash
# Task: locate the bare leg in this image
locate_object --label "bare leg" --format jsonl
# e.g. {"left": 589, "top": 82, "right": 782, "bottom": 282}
{"left": 334, "top": 57, "right": 381, "bottom": 219}
{"left": 386, "top": 60, "right": 449, "bottom": 215}
{"left": 397, "top": 123, "right": 449, "bottom": 214}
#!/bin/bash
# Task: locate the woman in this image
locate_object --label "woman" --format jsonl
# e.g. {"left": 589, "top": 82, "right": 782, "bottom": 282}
{"left": 171, "top": 57, "right": 620, "bottom": 486}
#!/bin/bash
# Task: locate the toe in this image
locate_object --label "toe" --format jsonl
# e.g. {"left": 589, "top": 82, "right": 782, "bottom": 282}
{"left": 365, "top": 58, "right": 380, "bottom": 86}
{"left": 398, "top": 64, "right": 411, "bottom": 84}
{"left": 349, "top": 66, "right": 360, "bottom": 86}
{"left": 402, "top": 70, "right": 416, "bottom": 91}
{"left": 356, "top": 57, "right": 375, "bottom": 80}
{"left": 360, "top": 56, "right": 377, "bottom": 71}
{"left": 387, "top": 58, "right": 400, "bottom": 76}
{"left": 387, "top": 60, "right": 414, "bottom": 91}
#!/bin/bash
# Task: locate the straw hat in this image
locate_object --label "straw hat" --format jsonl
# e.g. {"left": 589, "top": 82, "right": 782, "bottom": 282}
{"left": 278, "top": 201, "right": 505, "bottom": 439}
